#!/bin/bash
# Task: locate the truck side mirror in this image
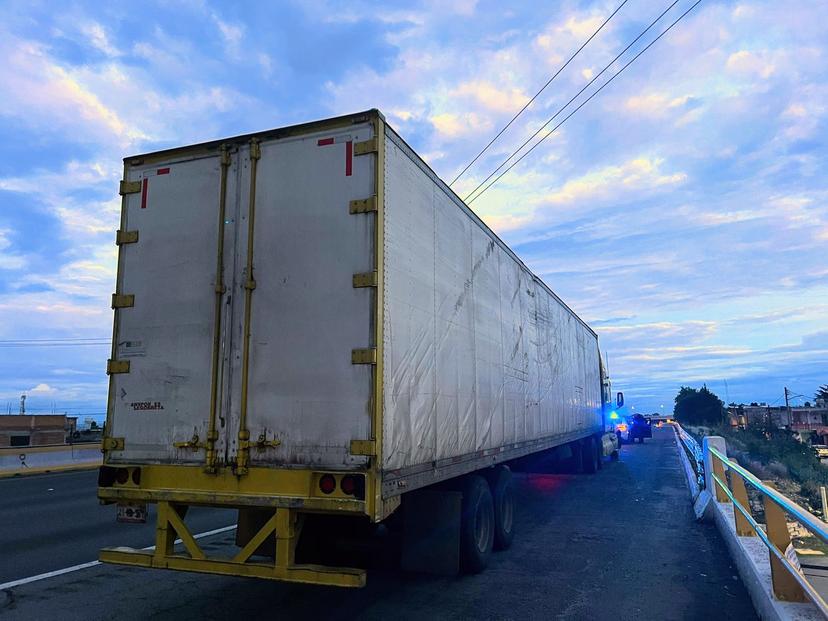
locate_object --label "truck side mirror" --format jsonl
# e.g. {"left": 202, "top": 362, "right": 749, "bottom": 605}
{"left": 616, "top": 392, "right": 624, "bottom": 408}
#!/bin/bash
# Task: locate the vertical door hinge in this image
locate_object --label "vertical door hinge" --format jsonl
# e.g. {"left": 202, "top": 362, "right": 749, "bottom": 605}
{"left": 349, "top": 196, "right": 377, "bottom": 214}
{"left": 354, "top": 138, "right": 378, "bottom": 156}
{"left": 111, "top": 293, "right": 135, "bottom": 309}
{"left": 116, "top": 230, "right": 139, "bottom": 245}
{"left": 119, "top": 180, "right": 142, "bottom": 195}
{"left": 107, "top": 359, "right": 130, "bottom": 374}
{"left": 351, "top": 348, "right": 377, "bottom": 364}
{"left": 352, "top": 271, "right": 378, "bottom": 288}
{"left": 350, "top": 439, "right": 376, "bottom": 456}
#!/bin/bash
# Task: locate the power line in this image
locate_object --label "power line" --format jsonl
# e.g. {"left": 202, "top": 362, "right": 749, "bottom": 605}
{"left": 464, "top": 0, "right": 682, "bottom": 204}
{"left": 0, "top": 337, "right": 110, "bottom": 348}
{"left": 0, "top": 342, "right": 110, "bottom": 347}
{"left": 467, "top": 0, "right": 701, "bottom": 205}
{"left": 449, "top": 0, "right": 629, "bottom": 187}
{"left": 0, "top": 337, "right": 110, "bottom": 343}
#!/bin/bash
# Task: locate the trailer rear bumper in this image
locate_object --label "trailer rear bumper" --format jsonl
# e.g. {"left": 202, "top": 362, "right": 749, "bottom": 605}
{"left": 98, "top": 485, "right": 365, "bottom": 512}
{"left": 99, "top": 500, "right": 366, "bottom": 588}
{"left": 97, "top": 464, "right": 368, "bottom": 514}
{"left": 100, "top": 548, "right": 365, "bottom": 587}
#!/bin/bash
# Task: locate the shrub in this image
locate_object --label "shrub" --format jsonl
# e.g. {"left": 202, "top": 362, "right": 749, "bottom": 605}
{"left": 767, "top": 461, "right": 789, "bottom": 478}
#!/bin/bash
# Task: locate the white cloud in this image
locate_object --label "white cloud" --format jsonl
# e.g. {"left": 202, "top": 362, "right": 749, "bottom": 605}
{"left": 541, "top": 156, "right": 687, "bottom": 205}
{"left": 212, "top": 13, "right": 244, "bottom": 46}
{"left": 424, "top": 0, "right": 477, "bottom": 16}
{"left": 80, "top": 22, "right": 120, "bottom": 57}
{"left": 0, "top": 229, "right": 26, "bottom": 270}
{"left": 452, "top": 80, "right": 529, "bottom": 114}
{"left": 258, "top": 52, "right": 273, "bottom": 77}
{"left": 726, "top": 50, "right": 776, "bottom": 79}
{"left": 562, "top": 15, "right": 605, "bottom": 40}
{"left": 430, "top": 112, "right": 492, "bottom": 138}
{"left": 28, "top": 383, "right": 57, "bottom": 394}
{"left": 624, "top": 93, "right": 693, "bottom": 117}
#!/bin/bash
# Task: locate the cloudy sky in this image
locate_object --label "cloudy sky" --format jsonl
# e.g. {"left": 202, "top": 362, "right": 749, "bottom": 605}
{"left": 0, "top": 0, "right": 825, "bottom": 420}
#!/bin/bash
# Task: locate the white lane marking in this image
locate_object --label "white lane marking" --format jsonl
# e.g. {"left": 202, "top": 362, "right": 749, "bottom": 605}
{"left": 0, "top": 524, "right": 237, "bottom": 590}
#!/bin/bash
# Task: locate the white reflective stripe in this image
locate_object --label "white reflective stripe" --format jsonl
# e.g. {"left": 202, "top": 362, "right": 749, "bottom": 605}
{"left": 0, "top": 524, "right": 237, "bottom": 590}
{"left": 0, "top": 560, "right": 102, "bottom": 590}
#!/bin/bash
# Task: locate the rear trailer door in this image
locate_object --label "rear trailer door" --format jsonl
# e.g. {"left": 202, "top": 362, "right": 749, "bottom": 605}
{"left": 227, "top": 122, "right": 376, "bottom": 469}
{"left": 108, "top": 151, "right": 239, "bottom": 464}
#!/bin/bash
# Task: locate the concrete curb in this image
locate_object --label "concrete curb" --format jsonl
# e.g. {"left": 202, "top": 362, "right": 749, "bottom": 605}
{"left": 671, "top": 428, "right": 821, "bottom": 621}
{"left": 710, "top": 500, "right": 821, "bottom": 621}
{"left": 0, "top": 462, "right": 100, "bottom": 479}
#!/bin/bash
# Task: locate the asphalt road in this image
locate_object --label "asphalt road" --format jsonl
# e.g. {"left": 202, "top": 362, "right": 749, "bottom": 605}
{"left": 0, "top": 469, "right": 235, "bottom": 584}
{"left": 1, "top": 428, "right": 756, "bottom": 620}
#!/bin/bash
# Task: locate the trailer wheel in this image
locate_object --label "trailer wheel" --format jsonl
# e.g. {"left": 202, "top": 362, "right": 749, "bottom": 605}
{"left": 581, "top": 437, "right": 599, "bottom": 474}
{"left": 596, "top": 439, "right": 604, "bottom": 470}
{"left": 460, "top": 475, "right": 494, "bottom": 573}
{"left": 488, "top": 466, "right": 515, "bottom": 550}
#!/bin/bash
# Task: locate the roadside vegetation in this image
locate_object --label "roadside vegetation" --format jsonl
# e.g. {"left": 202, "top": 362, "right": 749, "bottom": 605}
{"left": 673, "top": 384, "right": 828, "bottom": 514}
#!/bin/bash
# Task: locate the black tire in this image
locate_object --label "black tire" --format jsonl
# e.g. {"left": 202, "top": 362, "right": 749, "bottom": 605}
{"left": 488, "top": 466, "right": 515, "bottom": 550}
{"left": 596, "top": 438, "right": 604, "bottom": 470}
{"left": 460, "top": 475, "right": 494, "bottom": 573}
{"left": 582, "top": 437, "right": 599, "bottom": 474}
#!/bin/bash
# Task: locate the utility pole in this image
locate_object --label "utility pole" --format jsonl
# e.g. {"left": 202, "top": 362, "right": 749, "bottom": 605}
{"left": 785, "top": 387, "right": 792, "bottom": 428}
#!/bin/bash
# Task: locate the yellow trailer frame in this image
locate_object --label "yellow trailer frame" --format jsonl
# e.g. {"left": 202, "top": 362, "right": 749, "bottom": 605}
{"left": 100, "top": 496, "right": 365, "bottom": 587}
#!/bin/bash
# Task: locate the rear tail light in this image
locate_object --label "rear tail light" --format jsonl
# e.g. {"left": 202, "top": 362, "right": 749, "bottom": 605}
{"left": 340, "top": 474, "right": 365, "bottom": 500}
{"left": 98, "top": 466, "right": 117, "bottom": 487}
{"left": 319, "top": 474, "right": 336, "bottom": 494}
{"left": 99, "top": 466, "right": 139, "bottom": 487}
{"left": 340, "top": 475, "right": 356, "bottom": 495}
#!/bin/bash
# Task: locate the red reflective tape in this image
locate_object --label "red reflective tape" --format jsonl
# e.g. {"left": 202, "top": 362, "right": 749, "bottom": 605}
{"left": 141, "top": 178, "right": 148, "bottom": 209}
{"left": 156, "top": 167, "right": 170, "bottom": 175}
{"left": 345, "top": 141, "right": 353, "bottom": 176}
{"left": 317, "top": 137, "right": 335, "bottom": 146}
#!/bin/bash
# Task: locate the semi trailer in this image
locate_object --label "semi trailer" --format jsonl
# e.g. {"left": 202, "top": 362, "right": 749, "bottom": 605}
{"left": 97, "top": 109, "right": 619, "bottom": 587}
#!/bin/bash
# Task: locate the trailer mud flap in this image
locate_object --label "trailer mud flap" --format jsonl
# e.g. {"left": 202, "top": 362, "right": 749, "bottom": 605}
{"left": 401, "top": 490, "right": 461, "bottom": 575}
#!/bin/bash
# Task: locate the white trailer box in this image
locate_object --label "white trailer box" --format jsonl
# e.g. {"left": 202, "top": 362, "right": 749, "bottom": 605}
{"left": 99, "top": 110, "right": 606, "bottom": 586}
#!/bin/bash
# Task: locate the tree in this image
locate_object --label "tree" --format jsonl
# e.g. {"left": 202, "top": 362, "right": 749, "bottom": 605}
{"left": 816, "top": 385, "right": 828, "bottom": 402}
{"left": 674, "top": 384, "right": 725, "bottom": 426}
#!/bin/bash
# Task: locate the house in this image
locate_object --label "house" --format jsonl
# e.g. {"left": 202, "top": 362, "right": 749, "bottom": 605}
{"left": 0, "top": 414, "right": 75, "bottom": 447}
{"left": 727, "top": 403, "right": 828, "bottom": 444}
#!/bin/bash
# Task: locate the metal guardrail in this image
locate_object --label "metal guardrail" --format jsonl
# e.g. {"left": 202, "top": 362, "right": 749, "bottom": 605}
{"left": 707, "top": 441, "right": 828, "bottom": 616}
{"left": 674, "top": 423, "right": 705, "bottom": 489}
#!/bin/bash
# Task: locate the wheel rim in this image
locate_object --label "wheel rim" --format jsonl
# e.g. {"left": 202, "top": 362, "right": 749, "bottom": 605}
{"left": 475, "top": 500, "right": 493, "bottom": 552}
